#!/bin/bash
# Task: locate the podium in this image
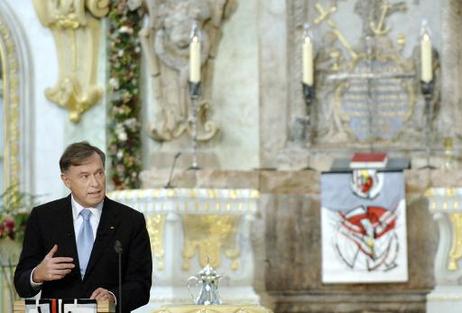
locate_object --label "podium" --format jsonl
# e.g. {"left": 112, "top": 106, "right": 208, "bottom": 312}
{"left": 13, "top": 300, "right": 115, "bottom": 313}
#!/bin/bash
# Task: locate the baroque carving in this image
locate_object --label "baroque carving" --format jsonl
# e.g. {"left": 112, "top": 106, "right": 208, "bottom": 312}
{"left": 310, "top": 0, "right": 440, "bottom": 147}
{"left": 140, "top": 0, "right": 236, "bottom": 142}
{"left": 182, "top": 214, "right": 240, "bottom": 271}
{"left": 32, "top": 0, "right": 109, "bottom": 122}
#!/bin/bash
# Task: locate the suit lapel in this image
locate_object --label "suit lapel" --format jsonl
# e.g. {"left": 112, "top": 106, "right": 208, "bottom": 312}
{"left": 54, "top": 196, "right": 78, "bottom": 264}
{"left": 53, "top": 196, "right": 80, "bottom": 279}
{"left": 84, "top": 198, "right": 120, "bottom": 279}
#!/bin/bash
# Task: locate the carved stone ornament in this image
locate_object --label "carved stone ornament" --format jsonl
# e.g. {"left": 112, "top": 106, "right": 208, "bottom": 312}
{"left": 304, "top": 0, "right": 444, "bottom": 150}
{"left": 32, "top": 0, "right": 109, "bottom": 122}
{"left": 280, "top": 0, "right": 443, "bottom": 155}
{"left": 140, "top": 0, "right": 236, "bottom": 142}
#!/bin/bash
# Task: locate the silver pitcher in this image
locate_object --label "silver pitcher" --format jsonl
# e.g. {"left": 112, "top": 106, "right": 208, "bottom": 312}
{"left": 186, "top": 264, "right": 222, "bottom": 305}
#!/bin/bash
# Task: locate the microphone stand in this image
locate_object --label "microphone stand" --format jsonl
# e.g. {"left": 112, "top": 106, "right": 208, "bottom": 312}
{"left": 164, "top": 152, "right": 181, "bottom": 188}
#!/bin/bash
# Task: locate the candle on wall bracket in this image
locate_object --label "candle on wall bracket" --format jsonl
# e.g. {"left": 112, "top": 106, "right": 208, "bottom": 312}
{"left": 188, "top": 22, "right": 201, "bottom": 170}
{"left": 302, "top": 23, "right": 315, "bottom": 108}
{"left": 419, "top": 20, "right": 436, "bottom": 170}
{"left": 298, "top": 23, "right": 316, "bottom": 171}
{"left": 298, "top": 23, "right": 316, "bottom": 149}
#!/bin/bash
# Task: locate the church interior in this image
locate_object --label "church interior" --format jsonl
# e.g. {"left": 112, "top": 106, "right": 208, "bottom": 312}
{"left": 1, "top": 0, "right": 462, "bottom": 312}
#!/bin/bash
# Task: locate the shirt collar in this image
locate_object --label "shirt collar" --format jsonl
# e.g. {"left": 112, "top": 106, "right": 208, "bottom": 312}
{"left": 71, "top": 195, "right": 104, "bottom": 221}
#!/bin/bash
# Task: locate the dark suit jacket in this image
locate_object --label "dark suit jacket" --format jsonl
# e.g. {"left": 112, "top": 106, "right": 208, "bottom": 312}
{"left": 14, "top": 195, "right": 152, "bottom": 312}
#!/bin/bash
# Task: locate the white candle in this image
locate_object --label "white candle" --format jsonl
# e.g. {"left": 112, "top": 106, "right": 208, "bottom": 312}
{"left": 189, "top": 36, "right": 201, "bottom": 83}
{"left": 421, "top": 33, "right": 432, "bottom": 83}
{"left": 303, "top": 36, "right": 314, "bottom": 85}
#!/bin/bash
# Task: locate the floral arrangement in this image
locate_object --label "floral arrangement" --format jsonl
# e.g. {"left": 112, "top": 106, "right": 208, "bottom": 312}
{"left": 107, "top": 0, "right": 145, "bottom": 190}
{"left": 0, "top": 185, "right": 35, "bottom": 243}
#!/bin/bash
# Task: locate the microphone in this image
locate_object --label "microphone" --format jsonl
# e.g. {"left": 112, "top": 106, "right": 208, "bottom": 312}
{"left": 164, "top": 152, "right": 181, "bottom": 188}
{"left": 114, "top": 240, "right": 123, "bottom": 313}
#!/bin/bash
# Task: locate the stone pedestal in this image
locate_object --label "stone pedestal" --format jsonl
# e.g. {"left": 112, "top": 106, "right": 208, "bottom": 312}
{"left": 426, "top": 187, "right": 462, "bottom": 313}
{"left": 108, "top": 188, "right": 261, "bottom": 312}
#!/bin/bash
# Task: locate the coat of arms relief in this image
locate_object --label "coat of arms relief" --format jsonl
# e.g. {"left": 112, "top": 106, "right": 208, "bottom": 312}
{"left": 292, "top": 0, "right": 441, "bottom": 150}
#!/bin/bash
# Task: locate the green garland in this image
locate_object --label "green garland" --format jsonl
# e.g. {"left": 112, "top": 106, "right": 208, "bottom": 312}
{"left": 107, "top": 1, "right": 145, "bottom": 190}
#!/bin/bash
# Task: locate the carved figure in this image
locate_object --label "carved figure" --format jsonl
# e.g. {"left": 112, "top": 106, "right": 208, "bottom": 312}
{"left": 140, "top": 0, "right": 236, "bottom": 142}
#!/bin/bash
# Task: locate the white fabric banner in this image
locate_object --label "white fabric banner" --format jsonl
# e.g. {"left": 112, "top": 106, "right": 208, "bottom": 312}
{"left": 321, "top": 171, "right": 408, "bottom": 283}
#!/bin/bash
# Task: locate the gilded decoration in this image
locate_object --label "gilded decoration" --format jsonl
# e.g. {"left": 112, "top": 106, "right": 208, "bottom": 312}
{"left": 108, "top": 188, "right": 259, "bottom": 275}
{"left": 182, "top": 214, "right": 240, "bottom": 271}
{"left": 147, "top": 213, "right": 166, "bottom": 271}
{"left": 0, "top": 16, "right": 20, "bottom": 190}
{"left": 448, "top": 213, "right": 462, "bottom": 271}
{"left": 140, "top": 0, "right": 236, "bottom": 142}
{"left": 426, "top": 188, "right": 462, "bottom": 272}
{"left": 32, "top": 0, "right": 109, "bottom": 122}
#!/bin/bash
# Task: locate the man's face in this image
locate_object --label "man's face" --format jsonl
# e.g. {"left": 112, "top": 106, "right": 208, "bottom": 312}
{"left": 61, "top": 152, "right": 106, "bottom": 208}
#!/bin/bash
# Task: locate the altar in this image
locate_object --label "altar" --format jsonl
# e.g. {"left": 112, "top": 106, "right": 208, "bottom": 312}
{"left": 108, "top": 188, "right": 261, "bottom": 312}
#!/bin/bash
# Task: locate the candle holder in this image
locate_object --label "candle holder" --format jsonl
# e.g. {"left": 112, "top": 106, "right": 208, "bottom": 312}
{"left": 188, "top": 81, "right": 201, "bottom": 170}
{"left": 301, "top": 82, "right": 316, "bottom": 171}
{"left": 301, "top": 82, "right": 315, "bottom": 140}
{"left": 419, "top": 79, "right": 436, "bottom": 169}
{"left": 303, "top": 82, "right": 315, "bottom": 107}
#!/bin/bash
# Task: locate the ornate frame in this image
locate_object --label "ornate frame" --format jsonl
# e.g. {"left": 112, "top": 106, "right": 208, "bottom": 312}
{"left": 0, "top": 2, "right": 33, "bottom": 192}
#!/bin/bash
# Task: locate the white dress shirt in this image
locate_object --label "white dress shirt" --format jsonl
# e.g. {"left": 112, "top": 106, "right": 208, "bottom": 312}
{"left": 71, "top": 195, "right": 104, "bottom": 242}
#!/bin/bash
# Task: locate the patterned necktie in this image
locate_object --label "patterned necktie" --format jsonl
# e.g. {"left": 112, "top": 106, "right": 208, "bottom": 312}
{"left": 77, "top": 209, "right": 94, "bottom": 278}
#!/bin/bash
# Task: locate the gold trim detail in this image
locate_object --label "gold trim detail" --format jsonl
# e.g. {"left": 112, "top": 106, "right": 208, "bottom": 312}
{"left": 0, "top": 15, "right": 20, "bottom": 191}
{"left": 182, "top": 215, "right": 240, "bottom": 271}
{"left": 32, "top": 0, "right": 108, "bottom": 122}
{"left": 448, "top": 213, "right": 462, "bottom": 271}
{"left": 146, "top": 213, "right": 166, "bottom": 271}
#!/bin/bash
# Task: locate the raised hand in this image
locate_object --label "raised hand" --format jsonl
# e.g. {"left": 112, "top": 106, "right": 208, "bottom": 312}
{"left": 33, "top": 244, "right": 75, "bottom": 283}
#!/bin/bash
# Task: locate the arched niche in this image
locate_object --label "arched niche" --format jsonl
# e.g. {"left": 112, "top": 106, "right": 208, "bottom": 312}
{"left": 0, "top": 1, "right": 33, "bottom": 193}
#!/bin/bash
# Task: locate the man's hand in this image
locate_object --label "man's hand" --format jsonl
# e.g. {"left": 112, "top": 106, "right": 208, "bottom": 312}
{"left": 33, "top": 244, "right": 75, "bottom": 283}
{"left": 90, "top": 288, "right": 116, "bottom": 303}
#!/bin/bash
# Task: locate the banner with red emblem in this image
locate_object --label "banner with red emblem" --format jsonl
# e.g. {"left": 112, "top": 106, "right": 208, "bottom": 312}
{"left": 321, "top": 170, "right": 408, "bottom": 283}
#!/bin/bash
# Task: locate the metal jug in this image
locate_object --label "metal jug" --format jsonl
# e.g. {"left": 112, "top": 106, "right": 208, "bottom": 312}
{"left": 186, "top": 264, "right": 222, "bottom": 305}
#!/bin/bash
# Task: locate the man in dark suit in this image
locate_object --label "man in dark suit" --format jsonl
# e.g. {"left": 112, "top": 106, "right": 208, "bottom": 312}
{"left": 14, "top": 142, "right": 152, "bottom": 312}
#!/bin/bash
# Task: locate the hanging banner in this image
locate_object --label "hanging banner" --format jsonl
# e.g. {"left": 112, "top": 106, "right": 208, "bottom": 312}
{"left": 321, "top": 170, "right": 408, "bottom": 283}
